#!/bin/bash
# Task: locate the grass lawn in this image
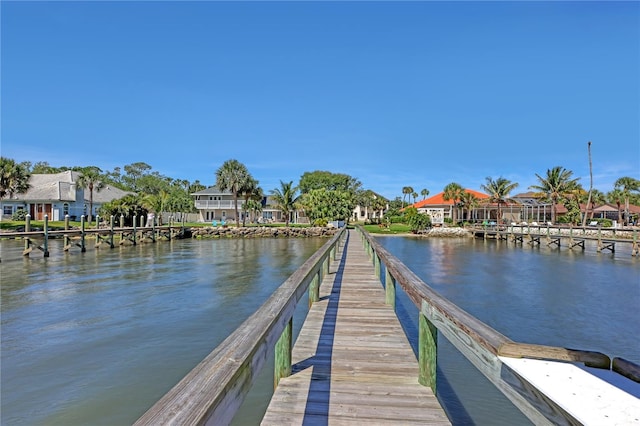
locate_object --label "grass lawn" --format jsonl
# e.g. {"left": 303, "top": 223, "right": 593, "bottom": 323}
{"left": 361, "top": 223, "right": 411, "bottom": 235}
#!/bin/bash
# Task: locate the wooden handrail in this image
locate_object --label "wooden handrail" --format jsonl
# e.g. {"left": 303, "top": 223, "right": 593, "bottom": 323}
{"left": 134, "top": 227, "right": 346, "bottom": 426}
{"left": 355, "top": 225, "right": 637, "bottom": 425}
{"left": 359, "top": 226, "right": 617, "bottom": 366}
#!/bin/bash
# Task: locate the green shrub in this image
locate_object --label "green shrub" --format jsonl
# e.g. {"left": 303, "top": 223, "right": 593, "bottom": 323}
{"left": 12, "top": 209, "right": 27, "bottom": 221}
{"left": 388, "top": 215, "right": 404, "bottom": 224}
{"left": 313, "top": 218, "right": 328, "bottom": 227}
{"left": 592, "top": 218, "right": 612, "bottom": 227}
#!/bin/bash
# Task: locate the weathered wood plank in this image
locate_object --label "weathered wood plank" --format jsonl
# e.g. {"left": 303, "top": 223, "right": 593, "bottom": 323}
{"left": 261, "top": 229, "right": 450, "bottom": 425}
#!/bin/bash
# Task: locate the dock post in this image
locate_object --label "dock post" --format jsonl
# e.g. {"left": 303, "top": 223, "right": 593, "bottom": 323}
{"left": 64, "top": 215, "right": 71, "bottom": 250}
{"left": 133, "top": 215, "right": 137, "bottom": 245}
{"left": 419, "top": 311, "right": 437, "bottom": 393}
{"left": 151, "top": 217, "right": 156, "bottom": 243}
{"left": 95, "top": 215, "right": 101, "bottom": 248}
{"left": 309, "top": 272, "right": 320, "bottom": 307}
{"left": 119, "top": 214, "right": 124, "bottom": 243}
{"left": 274, "top": 318, "right": 292, "bottom": 389}
{"left": 385, "top": 269, "right": 396, "bottom": 309}
{"left": 23, "top": 214, "right": 31, "bottom": 256}
{"left": 323, "top": 253, "right": 329, "bottom": 277}
{"left": 597, "top": 226, "right": 602, "bottom": 252}
{"left": 109, "top": 215, "right": 115, "bottom": 248}
{"left": 546, "top": 223, "right": 550, "bottom": 244}
{"left": 569, "top": 225, "right": 574, "bottom": 247}
{"left": 374, "top": 251, "right": 381, "bottom": 278}
{"left": 632, "top": 230, "right": 638, "bottom": 256}
{"left": 80, "top": 215, "right": 86, "bottom": 252}
{"left": 43, "top": 215, "right": 50, "bottom": 257}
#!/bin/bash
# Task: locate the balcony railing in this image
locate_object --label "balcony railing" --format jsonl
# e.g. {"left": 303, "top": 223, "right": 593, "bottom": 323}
{"left": 194, "top": 200, "right": 244, "bottom": 209}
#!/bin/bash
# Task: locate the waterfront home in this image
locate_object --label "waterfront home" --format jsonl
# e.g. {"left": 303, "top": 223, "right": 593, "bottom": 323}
{"left": 192, "top": 186, "right": 302, "bottom": 224}
{"left": 409, "top": 189, "right": 490, "bottom": 224}
{"left": 0, "top": 170, "right": 130, "bottom": 221}
{"left": 352, "top": 191, "right": 388, "bottom": 223}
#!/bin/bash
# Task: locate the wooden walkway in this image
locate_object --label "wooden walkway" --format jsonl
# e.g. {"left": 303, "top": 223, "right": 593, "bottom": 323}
{"left": 261, "top": 230, "right": 450, "bottom": 425}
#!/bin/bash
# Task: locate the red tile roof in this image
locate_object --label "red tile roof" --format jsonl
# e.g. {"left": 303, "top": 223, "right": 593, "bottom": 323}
{"left": 410, "top": 189, "right": 489, "bottom": 208}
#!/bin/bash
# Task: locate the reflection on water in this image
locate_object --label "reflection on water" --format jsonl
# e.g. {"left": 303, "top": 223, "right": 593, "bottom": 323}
{"left": 1, "top": 235, "right": 638, "bottom": 425}
{"left": 1, "top": 238, "right": 325, "bottom": 426}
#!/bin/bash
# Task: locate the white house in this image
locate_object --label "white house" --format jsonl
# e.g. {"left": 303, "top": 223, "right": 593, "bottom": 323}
{"left": 352, "top": 191, "right": 388, "bottom": 223}
{"left": 192, "top": 187, "right": 306, "bottom": 224}
{"left": 192, "top": 186, "right": 248, "bottom": 223}
{"left": 1, "top": 170, "right": 130, "bottom": 221}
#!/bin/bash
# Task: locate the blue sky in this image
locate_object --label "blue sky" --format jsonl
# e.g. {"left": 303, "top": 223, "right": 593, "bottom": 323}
{"left": 2, "top": 1, "right": 638, "bottom": 200}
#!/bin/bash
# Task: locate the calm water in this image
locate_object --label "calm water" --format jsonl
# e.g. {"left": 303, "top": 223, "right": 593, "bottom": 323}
{"left": 1, "top": 234, "right": 638, "bottom": 425}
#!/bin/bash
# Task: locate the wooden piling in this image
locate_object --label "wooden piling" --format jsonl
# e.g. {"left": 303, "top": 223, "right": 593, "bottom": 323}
{"left": 23, "top": 214, "right": 31, "bottom": 256}
{"left": 64, "top": 215, "right": 71, "bottom": 250}
{"left": 419, "top": 311, "right": 438, "bottom": 393}
{"left": 385, "top": 268, "right": 396, "bottom": 309}
{"left": 80, "top": 215, "right": 86, "bottom": 252}
{"left": 274, "top": 319, "right": 292, "bottom": 389}
{"left": 43, "top": 215, "right": 50, "bottom": 257}
{"left": 308, "top": 272, "right": 320, "bottom": 307}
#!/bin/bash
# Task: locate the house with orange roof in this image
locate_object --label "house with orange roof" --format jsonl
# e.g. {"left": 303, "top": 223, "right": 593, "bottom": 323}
{"left": 407, "top": 189, "right": 490, "bottom": 224}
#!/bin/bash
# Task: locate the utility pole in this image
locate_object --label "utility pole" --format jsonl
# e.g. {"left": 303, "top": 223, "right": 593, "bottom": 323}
{"left": 581, "top": 141, "right": 593, "bottom": 227}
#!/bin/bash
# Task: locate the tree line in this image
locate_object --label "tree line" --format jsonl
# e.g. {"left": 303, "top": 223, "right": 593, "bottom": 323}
{"left": 0, "top": 158, "right": 206, "bottom": 224}
{"left": 214, "top": 159, "right": 384, "bottom": 227}
{"left": 3, "top": 157, "right": 638, "bottom": 227}
{"left": 401, "top": 167, "right": 640, "bottom": 226}
{"left": 0, "top": 157, "right": 385, "bottom": 226}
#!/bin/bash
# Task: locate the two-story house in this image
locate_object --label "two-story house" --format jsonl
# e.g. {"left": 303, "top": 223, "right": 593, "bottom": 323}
{"left": 192, "top": 187, "right": 305, "bottom": 224}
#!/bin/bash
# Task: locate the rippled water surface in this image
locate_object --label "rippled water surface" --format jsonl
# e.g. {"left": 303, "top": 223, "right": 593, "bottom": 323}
{"left": 1, "top": 238, "right": 325, "bottom": 425}
{"left": 1, "top": 235, "right": 638, "bottom": 425}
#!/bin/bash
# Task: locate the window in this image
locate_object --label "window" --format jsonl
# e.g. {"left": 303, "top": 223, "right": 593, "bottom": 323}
{"left": 3, "top": 205, "right": 13, "bottom": 215}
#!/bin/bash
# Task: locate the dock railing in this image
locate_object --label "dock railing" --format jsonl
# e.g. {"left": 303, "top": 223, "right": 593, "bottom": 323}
{"left": 134, "top": 226, "right": 346, "bottom": 426}
{"left": 357, "top": 225, "right": 639, "bottom": 425}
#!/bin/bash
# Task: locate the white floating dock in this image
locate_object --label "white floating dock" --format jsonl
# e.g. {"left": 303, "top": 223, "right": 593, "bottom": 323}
{"left": 500, "top": 357, "right": 640, "bottom": 425}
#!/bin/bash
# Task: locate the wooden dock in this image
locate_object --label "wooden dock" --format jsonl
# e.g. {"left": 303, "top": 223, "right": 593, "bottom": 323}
{"left": 135, "top": 226, "right": 639, "bottom": 426}
{"left": 261, "top": 230, "right": 450, "bottom": 425}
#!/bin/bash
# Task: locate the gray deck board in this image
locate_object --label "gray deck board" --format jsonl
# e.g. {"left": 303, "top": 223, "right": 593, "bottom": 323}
{"left": 261, "top": 230, "right": 450, "bottom": 425}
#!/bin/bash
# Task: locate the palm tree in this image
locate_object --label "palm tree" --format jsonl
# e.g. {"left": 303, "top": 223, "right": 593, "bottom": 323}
{"left": 239, "top": 177, "right": 262, "bottom": 226}
{"left": 443, "top": 182, "right": 464, "bottom": 224}
{"left": 411, "top": 192, "right": 418, "bottom": 205}
{"left": 481, "top": 177, "right": 519, "bottom": 222}
{"left": 244, "top": 199, "right": 263, "bottom": 224}
{"left": 0, "top": 157, "right": 31, "bottom": 199}
{"left": 215, "top": 159, "right": 251, "bottom": 227}
{"left": 607, "top": 189, "right": 625, "bottom": 224}
{"left": 421, "top": 188, "right": 429, "bottom": 200}
{"left": 270, "top": 180, "right": 299, "bottom": 226}
{"left": 77, "top": 166, "right": 105, "bottom": 223}
{"left": 142, "top": 190, "right": 170, "bottom": 225}
{"left": 529, "top": 166, "right": 580, "bottom": 224}
{"left": 401, "top": 186, "right": 414, "bottom": 208}
{"left": 614, "top": 176, "right": 640, "bottom": 225}
{"left": 459, "top": 191, "right": 479, "bottom": 222}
